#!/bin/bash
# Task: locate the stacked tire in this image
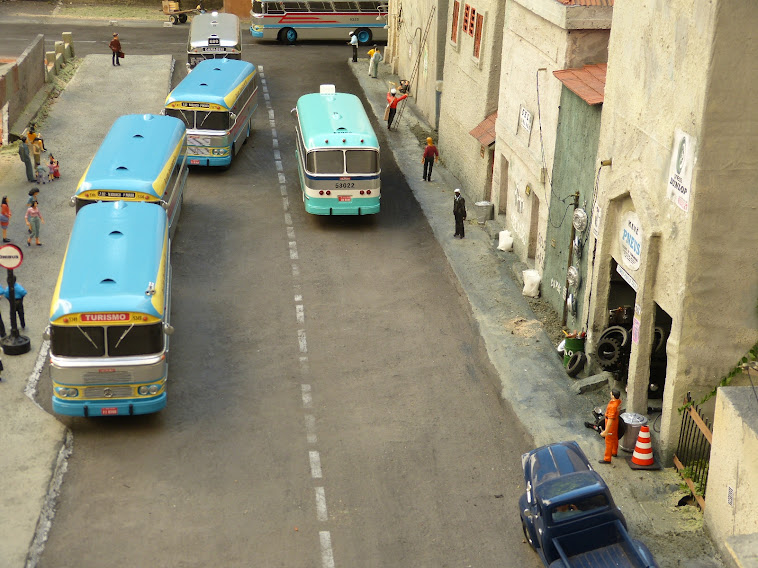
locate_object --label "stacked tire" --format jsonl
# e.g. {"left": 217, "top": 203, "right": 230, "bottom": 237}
{"left": 595, "top": 326, "right": 630, "bottom": 371}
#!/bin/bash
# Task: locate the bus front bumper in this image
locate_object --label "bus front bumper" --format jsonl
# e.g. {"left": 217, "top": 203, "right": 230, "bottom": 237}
{"left": 305, "top": 197, "right": 380, "bottom": 215}
{"left": 52, "top": 393, "right": 167, "bottom": 417}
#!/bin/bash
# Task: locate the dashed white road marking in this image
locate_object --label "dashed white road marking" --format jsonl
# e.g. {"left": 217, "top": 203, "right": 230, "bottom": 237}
{"left": 305, "top": 414, "right": 317, "bottom": 444}
{"left": 309, "top": 451, "right": 323, "bottom": 478}
{"left": 320, "top": 532, "right": 336, "bottom": 568}
{"left": 315, "top": 487, "right": 328, "bottom": 521}
{"left": 297, "top": 329, "right": 307, "bottom": 352}
{"left": 287, "top": 226, "right": 296, "bottom": 240}
{"left": 301, "top": 384, "right": 313, "bottom": 408}
{"left": 289, "top": 241, "right": 299, "bottom": 259}
{"left": 296, "top": 304, "right": 305, "bottom": 324}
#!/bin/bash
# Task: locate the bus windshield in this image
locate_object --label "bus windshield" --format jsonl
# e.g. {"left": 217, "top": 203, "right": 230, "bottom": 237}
{"left": 51, "top": 324, "right": 164, "bottom": 357}
{"left": 307, "top": 150, "right": 344, "bottom": 174}
{"left": 165, "top": 108, "right": 229, "bottom": 131}
{"left": 346, "top": 150, "right": 378, "bottom": 174}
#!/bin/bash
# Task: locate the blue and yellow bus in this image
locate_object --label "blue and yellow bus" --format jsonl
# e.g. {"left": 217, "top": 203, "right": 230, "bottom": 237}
{"left": 72, "top": 114, "right": 188, "bottom": 236}
{"left": 46, "top": 201, "right": 174, "bottom": 417}
{"left": 294, "top": 85, "right": 380, "bottom": 215}
{"left": 164, "top": 58, "right": 259, "bottom": 167}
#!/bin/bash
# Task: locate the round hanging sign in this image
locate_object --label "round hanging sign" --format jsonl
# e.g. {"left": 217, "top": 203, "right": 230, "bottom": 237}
{"left": 0, "top": 244, "right": 23, "bottom": 270}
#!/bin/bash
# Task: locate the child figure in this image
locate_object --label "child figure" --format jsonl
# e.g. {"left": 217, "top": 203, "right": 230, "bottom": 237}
{"left": 48, "top": 154, "right": 59, "bottom": 181}
{"left": 35, "top": 163, "right": 47, "bottom": 185}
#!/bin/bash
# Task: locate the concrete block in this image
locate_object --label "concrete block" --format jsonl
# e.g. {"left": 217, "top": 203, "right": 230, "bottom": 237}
{"left": 572, "top": 371, "right": 612, "bottom": 394}
{"left": 724, "top": 533, "right": 758, "bottom": 568}
{"left": 163, "top": 21, "right": 174, "bottom": 27}
{"left": 62, "top": 32, "right": 74, "bottom": 58}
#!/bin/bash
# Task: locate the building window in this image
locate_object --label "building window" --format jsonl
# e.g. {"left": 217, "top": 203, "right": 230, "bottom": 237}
{"left": 451, "top": 0, "right": 460, "bottom": 43}
{"left": 473, "top": 13, "right": 484, "bottom": 58}
{"left": 463, "top": 4, "right": 476, "bottom": 36}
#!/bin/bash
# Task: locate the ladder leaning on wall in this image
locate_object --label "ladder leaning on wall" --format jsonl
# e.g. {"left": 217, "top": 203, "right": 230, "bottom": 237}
{"left": 391, "top": 5, "right": 435, "bottom": 130}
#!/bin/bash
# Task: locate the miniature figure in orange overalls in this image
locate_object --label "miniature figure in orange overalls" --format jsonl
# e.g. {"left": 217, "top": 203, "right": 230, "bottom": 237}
{"left": 598, "top": 389, "right": 621, "bottom": 464}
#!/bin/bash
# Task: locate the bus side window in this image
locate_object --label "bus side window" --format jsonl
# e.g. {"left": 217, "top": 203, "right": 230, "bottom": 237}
{"left": 358, "top": 1, "right": 380, "bottom": 11}
{"left": 333, "top": 2, "right": 359, "bottom": 11}
{"left": 268, "top": 2, "right": 285, "bottom": 14}
{"left": 282, "top": 1, "right": 307, "bottom": 11}
{"left": 308, "top": 1, "right": 333, "bottom": 10}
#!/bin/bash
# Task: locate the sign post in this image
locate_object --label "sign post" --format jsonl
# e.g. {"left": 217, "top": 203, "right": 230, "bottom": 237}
{"left": 0, "top": 244, "right": 30, "bottom": 355}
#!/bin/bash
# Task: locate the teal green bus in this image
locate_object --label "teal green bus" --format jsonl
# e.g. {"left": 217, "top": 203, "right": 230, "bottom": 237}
{"left": 293, "top": 85, "right": 380, "bottom": 215}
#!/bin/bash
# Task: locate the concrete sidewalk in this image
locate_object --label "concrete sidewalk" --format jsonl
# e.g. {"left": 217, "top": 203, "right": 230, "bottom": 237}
{"left": 347, "top": 59, "right": 724, "bottom": 568}
{"left": 0, "top": 54, "right": 173, "bottom": 568}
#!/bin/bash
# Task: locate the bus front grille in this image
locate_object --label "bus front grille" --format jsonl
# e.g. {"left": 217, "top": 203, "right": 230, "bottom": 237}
{"left": 82, "top": 371, "right": 133, "bottom": 384}
{"left": 83, "top": 386, "right": 133, "bottom": 399}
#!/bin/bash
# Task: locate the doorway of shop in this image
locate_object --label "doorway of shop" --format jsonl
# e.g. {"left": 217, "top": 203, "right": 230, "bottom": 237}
{"left": 649, "top": 304, "right": 672, "bottom": 400}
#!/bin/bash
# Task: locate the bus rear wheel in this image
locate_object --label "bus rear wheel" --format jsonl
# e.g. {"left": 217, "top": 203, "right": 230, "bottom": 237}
{"left": 356, "top": 28, "right": 372, "bottom": 44}
{"left": 280, "top": 27, "right": 297, "bottom": 44}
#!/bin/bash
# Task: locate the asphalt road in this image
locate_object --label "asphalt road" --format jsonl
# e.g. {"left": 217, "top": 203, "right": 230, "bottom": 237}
{"left": 2, "top": 19, "right": 539, "bottom": 568}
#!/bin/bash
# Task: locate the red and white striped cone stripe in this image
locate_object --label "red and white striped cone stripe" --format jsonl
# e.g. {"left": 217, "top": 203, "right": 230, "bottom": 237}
{"left": 631, "top": 425, "right": 655, "bottom": 466}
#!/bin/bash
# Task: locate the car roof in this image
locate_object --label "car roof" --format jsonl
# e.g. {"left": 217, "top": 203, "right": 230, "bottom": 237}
{"left": 527, "top": 441, "right": 592, "bottom": 485}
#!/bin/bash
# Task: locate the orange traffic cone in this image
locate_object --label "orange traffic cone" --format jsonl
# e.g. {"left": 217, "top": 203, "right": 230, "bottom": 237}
{"left": 628, "top": 425, "right": 660, "bottom": 470}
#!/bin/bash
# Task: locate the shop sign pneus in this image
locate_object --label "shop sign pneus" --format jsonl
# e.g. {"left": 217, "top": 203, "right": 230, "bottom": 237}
{"left": 620, "top": 211, "right": 642, "bottom": 271}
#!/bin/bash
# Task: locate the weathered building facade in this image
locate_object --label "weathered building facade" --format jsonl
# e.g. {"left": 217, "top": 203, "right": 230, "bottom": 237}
{"left": 583, "top": 0, "right": 758, "bottom": 461}
{"left": 437, "top": 0, "right": 506, "bottom": 202}
{"left": 385, "top": 0, "right": 448, "bottom": 130}
{"left": 491, "top": 0, "right": 611, "bottom": 268}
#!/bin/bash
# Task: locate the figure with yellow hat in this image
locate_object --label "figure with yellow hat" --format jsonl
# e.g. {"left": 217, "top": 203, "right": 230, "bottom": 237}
{"left": 422, "top": 137, "right": 439, "bottom": 181}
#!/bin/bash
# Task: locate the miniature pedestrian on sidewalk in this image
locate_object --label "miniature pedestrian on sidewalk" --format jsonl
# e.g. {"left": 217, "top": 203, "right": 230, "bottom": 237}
{"left": 2, "top": 281, "right": 27, "bottom": 329}
{"left": 348, "top": 32, "right": 358, "bottom": 63}
{"left": 368, "top": 45, "right": 382, "bottom": 78}
{"left": 17, "top": 139, "right": 35, "bottom": 182}
{"left": 31, "top": 137, "right": 42, "bottom": 168}
{"left": 453, "top": 188, "right": 466, "bottom": 238}
{"left": 1, "top": 197, "right": 11, "bottom": 243}
{"left": 598, "top": 389, "right": 622, "bottom": 464}
{"left": 48, "top": 154, "right": 60, "bottom": 181}
{"left": 421, "top": 137, "right": 439, "bottom": 181}
{"left": 25, "top": 200, "right": 44, "bottom": 247}
{"left": 385, "top": 88, "right": 408, "bottom": 130}
{"left": 109, "top": 32, "right": 122, "bottom": 66}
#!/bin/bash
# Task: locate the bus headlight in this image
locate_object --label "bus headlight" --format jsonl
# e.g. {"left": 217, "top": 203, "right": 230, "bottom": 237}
{"left": 138, "top": 386, "right": 149, "bottom": 395}
{"left": 55, "top": 387, "right": 79, "bottom": 398}
{"left": 148, "top": 385, "right": 160, "bottom": 395}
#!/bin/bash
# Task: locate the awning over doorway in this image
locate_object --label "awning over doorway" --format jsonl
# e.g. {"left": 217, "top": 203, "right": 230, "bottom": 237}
{"left": 553, "top": 63, "right": 607, "bottom": 105}
{"left": 469, "top": 111, "right": 497, "bottom": 146}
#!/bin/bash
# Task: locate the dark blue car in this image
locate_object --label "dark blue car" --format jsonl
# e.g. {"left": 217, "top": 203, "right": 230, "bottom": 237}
{"left": 519, "top": 441, "right": 657, "bottom": 568}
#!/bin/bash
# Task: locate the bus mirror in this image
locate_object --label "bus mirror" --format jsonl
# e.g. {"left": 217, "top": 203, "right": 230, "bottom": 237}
{"left": 163, "top": 323, "right": 175, "bottom": 336}
{"left": 290, "top": 108, "right": 297, "bottom": 118}
{"left": 43, "top": 326, "right": 51, "bottom": 341}
{"left": 230, "top": 112, "right": 237, "bottom": 122}
{"left": 69, "top": 196, "right": 76, "bottom": 207}
{"left": 160, "top": 200, "right": 169, "bottom": 210}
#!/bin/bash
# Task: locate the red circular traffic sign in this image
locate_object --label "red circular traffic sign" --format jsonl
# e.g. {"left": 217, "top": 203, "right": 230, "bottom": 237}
{"left": 0, "top": 244, "right": 23, "bottom": 270}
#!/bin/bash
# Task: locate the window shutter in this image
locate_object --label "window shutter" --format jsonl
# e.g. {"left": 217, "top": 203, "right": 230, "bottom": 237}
{"left": 473, "top": 13, "right": 484, "bottom": 58}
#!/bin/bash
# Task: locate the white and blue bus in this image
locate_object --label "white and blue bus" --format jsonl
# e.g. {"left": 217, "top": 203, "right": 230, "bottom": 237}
{"left": 47, "top": 201, "right": 174, "bottom": 417}
{"left": 72, "top": 114, "right": 187, "bottom": 236}
{"left": 165, "top": 58, "right": 259, "bottom": 167}
{"left": 293, "top": 85, "right": 380, "bottom": 215}
{"left": 187, "top": 11, "right": 242, "bottom": 70}
{"left": 251, "top": 0, "right": 388, "bottom": 44}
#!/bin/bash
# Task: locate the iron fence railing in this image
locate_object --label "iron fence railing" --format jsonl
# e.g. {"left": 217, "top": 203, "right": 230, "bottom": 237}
{"left": 673, "top": 392, "right": 713, "bottom": 510}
